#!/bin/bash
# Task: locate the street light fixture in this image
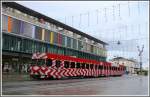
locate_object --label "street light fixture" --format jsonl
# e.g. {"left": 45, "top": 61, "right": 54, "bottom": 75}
{"left": 137, "top": 45, "right": 144, "bottom": 74}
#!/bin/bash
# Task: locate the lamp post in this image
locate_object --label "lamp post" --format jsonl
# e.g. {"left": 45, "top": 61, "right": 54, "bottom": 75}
{"left": 137, "top": 45, "right": 144, "bottom": 74}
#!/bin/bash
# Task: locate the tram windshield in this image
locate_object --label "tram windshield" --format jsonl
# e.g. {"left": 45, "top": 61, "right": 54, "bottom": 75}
{"left": 31, "top": 59, "right": 53, "bottom": 67}
{"left": 31, "top": 59, "right": 46, "bottom": 66}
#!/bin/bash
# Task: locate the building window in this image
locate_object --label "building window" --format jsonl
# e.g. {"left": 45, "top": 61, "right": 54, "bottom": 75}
{"left": 61, "top": 34, "right": 66, "bottom": 46}
{"left": 2, "top": 15, "right": 8, "bottom": 32}
{"left": 35, "top": 26, "right": 42, "bottom": 40}
{"left": 73, "top": 38, "right": 77, "bottom": 50}
{"left": 78, "top": 40, "right": 82, "bottom": 51}
{"left": 53, "top": 32, "right": 58, "bottom": 44}
{"left": 21, "top": 21, "right": 35, "bottom": 38}
{"left": 11, "top": 18, "right": 21, "bottom": 34}
{"left": 66, "top": 36, "right": 72, "bottom": 48}
{"left": 44, "top": 29, "right": 50, "bottom": 42}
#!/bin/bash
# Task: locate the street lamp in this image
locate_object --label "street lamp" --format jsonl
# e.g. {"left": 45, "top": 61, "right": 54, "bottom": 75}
{"left": 137, "top": 45, "right": 144, "bottom": 74}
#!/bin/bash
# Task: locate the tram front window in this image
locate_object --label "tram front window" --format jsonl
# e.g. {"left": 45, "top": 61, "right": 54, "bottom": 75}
{"left": 31, "top": 59, "right": 45, "bottom": 66}
{"left": 31, "top": 59, "right": 38, "bottom": 66}
{"left": 37, "top": 59, "right": 45, "bottom": 66}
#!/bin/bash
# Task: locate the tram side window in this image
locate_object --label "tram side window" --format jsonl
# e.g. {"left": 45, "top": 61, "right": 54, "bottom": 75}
{"left": 76, "top": 63, "right": 80, "bottom": 68}
{"left": 110, "top": 67, "right": 112, "bottom": 70}
{"left": 99, "top": 66, "right": 103, "bottom": 70}
{"left": 56, "top": 60, "right": 61, "bottom": 68}
{"left": 70, "top": 62, "right": 75, "bottom": 68}
{"left": 104, "top": 66, "right": 106, "bottom": 70}
{"left": 64, "top": 61, "right": 70, "bottom": 68}
{"left": 90, "top": 64, "right": 93, "bottom": 69}
{"left": 81, "top": 63, "right": 85, "bottom": 69}
{"left": 46, "top": 59, "right": 52, "bottom": 66}
{"left": 95, "top": 65, "right": 98, "bottom": 70}
{"left": 86, "top": 64, "right": 89, "bottom": 69}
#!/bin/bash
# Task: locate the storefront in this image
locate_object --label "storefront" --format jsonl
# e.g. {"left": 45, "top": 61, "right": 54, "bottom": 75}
{"left": 2, "top": 51, "right": 32, "bottom": 74}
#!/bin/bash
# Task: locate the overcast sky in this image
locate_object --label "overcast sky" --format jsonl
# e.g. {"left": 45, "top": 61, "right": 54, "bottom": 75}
{"left": 16, "top": 1, "right": 149, "bottom": 68}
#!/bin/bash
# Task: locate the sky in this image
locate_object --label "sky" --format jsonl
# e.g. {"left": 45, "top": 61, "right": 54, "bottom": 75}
{"left": 16, "top": 1, "right": 149, "bottom": 68}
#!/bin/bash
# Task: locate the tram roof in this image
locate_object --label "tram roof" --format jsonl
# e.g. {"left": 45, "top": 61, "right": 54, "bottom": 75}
{"left": 2, "top": 2, "right": 108, "bottom": 45}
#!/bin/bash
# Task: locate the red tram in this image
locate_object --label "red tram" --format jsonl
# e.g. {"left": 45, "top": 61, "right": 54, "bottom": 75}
{"left": 30, "top": 53, "right": 126, "bottom": 79}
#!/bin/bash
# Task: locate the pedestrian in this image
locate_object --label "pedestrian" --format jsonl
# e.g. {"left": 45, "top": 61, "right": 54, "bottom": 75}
{"left": 2, "top": 64, "right": 4, "bottom": 72}
{"left": 5, "top": 63, "right": 9, "bottom": 74}
{"left": 19, "top": 64, "right": 22, "bottom": 74}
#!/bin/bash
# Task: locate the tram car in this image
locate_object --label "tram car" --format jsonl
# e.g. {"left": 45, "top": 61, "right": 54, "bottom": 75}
{"left": 30, "top": 52, "right": 126, "bottom": 79}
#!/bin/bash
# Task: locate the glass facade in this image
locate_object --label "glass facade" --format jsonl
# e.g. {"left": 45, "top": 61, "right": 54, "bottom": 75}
{"left": 2, "top": 14, "right": 107, "bottom": 61}
{"left": 2, "top": 33, "right": 106, "bottom": 61}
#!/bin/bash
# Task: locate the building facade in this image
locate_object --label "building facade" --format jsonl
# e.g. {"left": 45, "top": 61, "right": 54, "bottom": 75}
{"left": 110, "top": 57, "right": 139, "bottom": 74}
{"left": 2, "top": 2, "right": 107, "bottom": 74}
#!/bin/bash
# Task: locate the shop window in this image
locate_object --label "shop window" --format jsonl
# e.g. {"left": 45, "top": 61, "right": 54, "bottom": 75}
{"left": 70, "top": 62, "right": 75, "bottom": 68}
{"left": 64, "top": 61, "right": 70, "bottom": 68}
